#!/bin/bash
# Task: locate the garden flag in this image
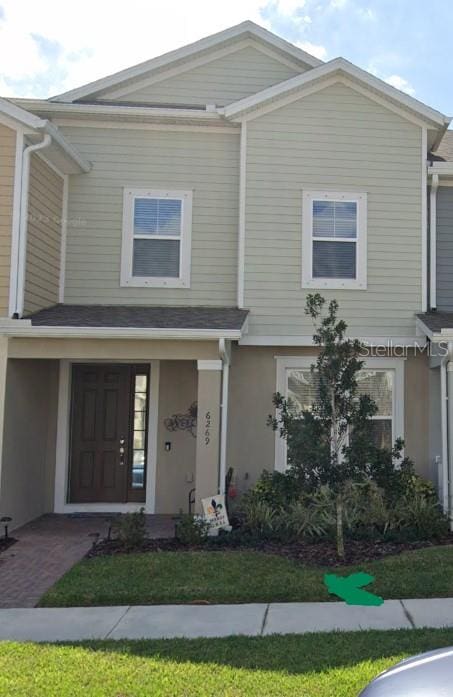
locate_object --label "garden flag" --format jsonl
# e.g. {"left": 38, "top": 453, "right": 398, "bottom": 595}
{"left": 201, "top": 494, "right": 230, "bottom": 530}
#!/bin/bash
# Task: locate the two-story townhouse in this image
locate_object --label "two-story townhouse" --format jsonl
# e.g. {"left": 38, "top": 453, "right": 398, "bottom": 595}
{"left": 0, "top": 21, "right": 450, "bottom": 530}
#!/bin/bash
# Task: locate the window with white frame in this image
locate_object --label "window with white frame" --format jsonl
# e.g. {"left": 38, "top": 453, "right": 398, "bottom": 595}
{"left": 121, "top": 189, "right": 192, "bottom": 288}
{"left": 275, "top": 357, "right": 403, "bottom": 471}
{"left": 302, "top": 191, "right": 367, "bottom": 290}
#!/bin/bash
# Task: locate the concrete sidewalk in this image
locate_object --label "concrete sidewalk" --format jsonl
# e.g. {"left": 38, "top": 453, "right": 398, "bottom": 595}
{"left": 1, "top": 599, "right": 453, "bottom": 642}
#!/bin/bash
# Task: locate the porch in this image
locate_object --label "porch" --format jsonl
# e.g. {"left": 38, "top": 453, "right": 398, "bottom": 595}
{"left": 0, "top": 304, "right": 248, "bottom": 530}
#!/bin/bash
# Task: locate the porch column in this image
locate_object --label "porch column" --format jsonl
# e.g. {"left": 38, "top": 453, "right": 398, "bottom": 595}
{"left": 0, "top": 338, "right": 8, "bottom": 498}
{"left": 195, "top": 360, "right": 222, "bottom": 513}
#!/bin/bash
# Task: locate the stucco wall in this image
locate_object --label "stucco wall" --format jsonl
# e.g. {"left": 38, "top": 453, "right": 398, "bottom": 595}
{"left": 227, "top": 346, "right": 431, "bottom": 493}
{"left": 0, "top": 359, "right": 59, "bottom": 530}
{"left": 155, "top": 360, "right": 197, "bottom": 513}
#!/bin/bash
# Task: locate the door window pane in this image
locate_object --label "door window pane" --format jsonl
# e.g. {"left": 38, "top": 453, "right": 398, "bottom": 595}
{"left": 131, "top": 371, "right": 148, "bottom": 489}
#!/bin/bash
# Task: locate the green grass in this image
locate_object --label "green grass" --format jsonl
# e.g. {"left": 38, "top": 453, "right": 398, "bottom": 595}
{"left": 1, "top": 629, "right": 453, "bottom": 696}
{"left": 40, "top": 545, "right": 453, "bottom": 607}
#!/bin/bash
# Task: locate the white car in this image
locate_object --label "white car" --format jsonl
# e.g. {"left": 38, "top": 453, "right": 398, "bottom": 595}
{"left": 359, "top": 647, "right": 453, "bottom": 695}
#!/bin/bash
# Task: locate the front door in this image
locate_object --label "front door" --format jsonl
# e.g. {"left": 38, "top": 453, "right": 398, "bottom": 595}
{"left": 69, "top": 364, "right": 138, "bottom": 503}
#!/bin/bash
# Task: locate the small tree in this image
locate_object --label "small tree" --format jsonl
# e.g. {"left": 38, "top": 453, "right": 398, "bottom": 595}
{"left": 270, "top": 294, "right": 380, "bottom": 557}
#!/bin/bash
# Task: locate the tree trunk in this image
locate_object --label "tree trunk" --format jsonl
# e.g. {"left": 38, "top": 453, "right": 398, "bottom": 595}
{"left": 336, "top": 495, "right": 345, "bottom": 558}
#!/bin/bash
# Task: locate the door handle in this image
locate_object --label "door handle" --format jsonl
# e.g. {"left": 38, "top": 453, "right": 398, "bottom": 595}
{"left": 119, "top": 437, "right": 126, "bottom": 465}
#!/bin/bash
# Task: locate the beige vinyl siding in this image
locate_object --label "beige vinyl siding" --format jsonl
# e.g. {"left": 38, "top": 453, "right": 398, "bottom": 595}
{"left": 62, "top": 126, "right": 239, "bottom": 306}
{"left": 23, "top": 155, "right": 63, "bottom": 315}
{"left": 244, "top": 82, "right": 423, "bottom": 338}
{"left": 114, "top": 46, "right": 301, "bottom": 106}
{"left": 0, "top": 123, "right": 16, "bottom": 316}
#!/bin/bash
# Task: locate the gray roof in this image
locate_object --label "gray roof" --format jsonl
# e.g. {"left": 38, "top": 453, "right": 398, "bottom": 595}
{"left": 26, "top": 304, "right": 249, "bottom": 331}
{"left": 430, "top": 130, "right": 453, "bottom": 162}
{"left": 417, "top": 312, "right": 453, "bottom": 332}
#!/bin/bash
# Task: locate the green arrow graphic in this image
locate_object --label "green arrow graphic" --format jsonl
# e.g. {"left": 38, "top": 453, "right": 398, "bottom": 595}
{"left": 324, "top": 572, "right": 384, "bottom": 606}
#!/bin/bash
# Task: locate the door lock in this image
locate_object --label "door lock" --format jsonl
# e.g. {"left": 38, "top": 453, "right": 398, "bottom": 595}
{"left": 119, "top": 437, "right": 126, "bottom": 466}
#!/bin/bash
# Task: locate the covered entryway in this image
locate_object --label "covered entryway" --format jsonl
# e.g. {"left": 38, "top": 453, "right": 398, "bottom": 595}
{"left": 0, "top": 304, "right": 249, "bottom": 528}
{"left": 69, "top": 363, "right": 149, "bottom": 504}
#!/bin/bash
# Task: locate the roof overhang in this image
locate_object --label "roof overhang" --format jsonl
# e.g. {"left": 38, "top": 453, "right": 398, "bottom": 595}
{"left": 428, "top": 161, "right": 453, "bottom": 178}
{"left": 0, "top": 97, "right": 91, "bottom": 174}
{"left": 10, "top": 99, "right": 238, "bottom": 130}
{"left": 223, "top": 57, "right": 450, "bottom": 146}
{"left": 417, "top": 314, "right": 453, "bottom": 342}
{"left": 51, "top": 21, "right": 322, "bottom": 104}
{"left": 0, "top": 322, "right": 244, "bottom": 341}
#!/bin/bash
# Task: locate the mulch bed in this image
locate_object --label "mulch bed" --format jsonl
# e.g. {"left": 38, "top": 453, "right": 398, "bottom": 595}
{"left": 86, "top": 534, "right": 453, "bottom": 567}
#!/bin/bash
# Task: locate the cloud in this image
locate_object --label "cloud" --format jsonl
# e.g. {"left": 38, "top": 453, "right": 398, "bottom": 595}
{"left": 384, "top": 74, "right": 416, "bottom": 96}
{"left": 298, "top": 40, "right": 327, "bottom": 60}
{"left": 0, "top": 0, "right": 268, "bottom": 98}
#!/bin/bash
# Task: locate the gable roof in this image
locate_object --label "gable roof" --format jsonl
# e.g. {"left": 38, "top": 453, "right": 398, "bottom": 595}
{"left": 223, "top": 57, "right": 450, "bottom": 136}
{"left": 52, "top": 21, "right": 322, "bottom": 104}
{"left": 430, "top": 130, "right": 453, "bottom": 162}
{"left": 0, "top": 97, "right": 91, "bottom": 173}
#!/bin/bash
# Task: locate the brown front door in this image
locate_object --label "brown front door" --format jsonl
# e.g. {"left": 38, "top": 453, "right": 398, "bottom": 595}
{"left": 69, "top": 364, "right": 132, "bottom": 503}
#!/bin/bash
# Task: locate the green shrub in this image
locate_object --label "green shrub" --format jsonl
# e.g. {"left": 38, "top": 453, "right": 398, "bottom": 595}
{"left": 112, "top": 508, "right": 146, "bottom": 549}
{"left": 175, "top": 514, "right": 210, "bottom": 546}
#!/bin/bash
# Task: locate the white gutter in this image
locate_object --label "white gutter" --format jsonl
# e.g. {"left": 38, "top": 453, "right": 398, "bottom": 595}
{"left": 218, "top": 338, "right": 231, "bottom": 495}
{"left": 430, "top": 173, "right": 439, "bottom": 309}
{"left": 0, "top": 323, "right": 244, "bottom": 341}
{"left": 14, "top": 134, "right": 52, "bottom": 317}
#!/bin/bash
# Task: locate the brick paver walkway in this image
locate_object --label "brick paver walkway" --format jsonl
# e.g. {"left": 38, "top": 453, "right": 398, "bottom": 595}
{"left": 0, "top": 514, "right": 175, "bottom": 608}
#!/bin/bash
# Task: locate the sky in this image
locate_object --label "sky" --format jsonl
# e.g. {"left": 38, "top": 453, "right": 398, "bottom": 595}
{"left": 0, "top": 0, "right": 451, "bottom": 115}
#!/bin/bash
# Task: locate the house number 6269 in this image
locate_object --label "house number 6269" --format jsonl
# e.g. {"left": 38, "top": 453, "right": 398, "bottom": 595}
{"left": 205, "top": 411, "right": 211, "bottom": 446}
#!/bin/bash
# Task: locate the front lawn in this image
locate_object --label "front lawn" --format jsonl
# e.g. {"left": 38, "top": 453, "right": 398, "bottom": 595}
{"left": 1, "top": 629, "right": 453, "bottom": 696}
{"left": 40, "top": 545, "right": 453, "bottom": 607}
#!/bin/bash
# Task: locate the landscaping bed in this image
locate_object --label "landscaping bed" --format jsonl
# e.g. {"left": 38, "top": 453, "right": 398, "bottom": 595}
{"left": 0, "top": 537, "right": 17, "bottom": 555}
{"left": 2, "top": 629, "right": 453, "bottom": 696}
{"left": 87, "top": 533, "right": 453, "bottom": 566}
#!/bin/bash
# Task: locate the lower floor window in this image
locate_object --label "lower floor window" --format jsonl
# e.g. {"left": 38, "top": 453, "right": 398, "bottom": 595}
{"left": 277, "top": 357, "right": 403, "bottom": 470}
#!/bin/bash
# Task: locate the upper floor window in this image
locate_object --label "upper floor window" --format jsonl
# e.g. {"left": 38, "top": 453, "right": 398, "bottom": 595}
{"left": 302, "top": 191, "right": 367, "bottom": 290}
{"left": 121, "top": 188, "right": 192, "bottom": 288}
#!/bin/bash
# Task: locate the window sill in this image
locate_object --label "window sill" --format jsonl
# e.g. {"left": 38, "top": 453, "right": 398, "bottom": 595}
{"left": 121, "top": 277, "right": 190, "bottom": 289}
{"left": 302, "top": 278, "right": 367, "bottom": 290}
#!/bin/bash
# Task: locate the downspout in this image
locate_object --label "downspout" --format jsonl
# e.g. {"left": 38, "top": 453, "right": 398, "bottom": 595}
{"left": 218, "top": 338, "right": 231, "bottom": 496}
{"left": 14, "top": 134, "right": 52, "bottom": 317}
{"left": 445, "top": 341, "right": 453, "bottom": 530}
{"left": 429, "top": 173, "right": 439, "bottom": 309}
{"left": 440, "top": 349, "right": 449, "bottom": 514}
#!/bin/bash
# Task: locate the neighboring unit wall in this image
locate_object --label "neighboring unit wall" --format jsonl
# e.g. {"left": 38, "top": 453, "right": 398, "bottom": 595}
{"left": 0, "top": 359, "right": 58, "bottom": 530}
{"left": 436, "top": 186, "right": 453, "bottom": 311}
{"left": 0, "top": 123, "right": 16, "bottom": 316}
{"left": 62, "top": 126, "right": 239, "bottom": 306}
{"left": 227, "top": 346, "right": 430, "bottom": 492}
{"left": 23, "top": 154, "right": 63, "bottom": 315}
{"left": 155, "top": 360, "right": 197, "bottom": 513}
{"left": 244, "top": 82, "right": 423, "bottom": 339}
{"left": 112, "top": 46, "right": 302, "bottom": 106}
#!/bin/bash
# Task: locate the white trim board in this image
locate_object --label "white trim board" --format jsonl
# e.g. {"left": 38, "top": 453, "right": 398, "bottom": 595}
{"left": 224, "top": 57, "right": 448, "bottom": 127}
{"left": 239, "top": 335, "right": 426, "bottom": 347}
{"left": 274, "top": 355, "right": 405, "bottom": 471}
{"left": 51, "top": 119, "right": 240, "bottom": 134}
{"left": 54, "top": 359, "right": 160, "bottom": 514}
{"left": 52, "top": 21, "right": 321, "bottom": 102}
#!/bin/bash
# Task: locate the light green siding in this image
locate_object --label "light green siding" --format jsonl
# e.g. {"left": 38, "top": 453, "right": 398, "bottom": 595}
{"left": 244, "top": 82, "right": 423, "bottom": 338}
{"left": 112, "top": 46, "right": 301, "bottom": 106}
{"left": 62, "top": 126, "right": 239, "bottom": 306}
{"left": 24, "top": 154, "right": 63, "bottom": 314}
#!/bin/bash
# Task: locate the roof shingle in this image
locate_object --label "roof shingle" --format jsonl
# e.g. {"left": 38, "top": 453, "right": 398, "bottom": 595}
{"left": 26, "top": 304, "right": 249, "bottom": 331}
